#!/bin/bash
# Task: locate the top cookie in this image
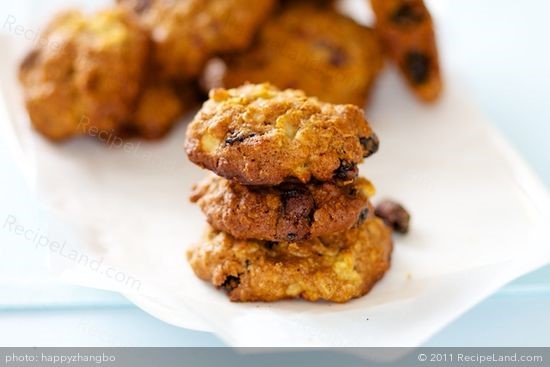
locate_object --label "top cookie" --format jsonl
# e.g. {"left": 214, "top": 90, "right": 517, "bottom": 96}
{"left": 185, "top": 83, "right": 379, "bottom": 185}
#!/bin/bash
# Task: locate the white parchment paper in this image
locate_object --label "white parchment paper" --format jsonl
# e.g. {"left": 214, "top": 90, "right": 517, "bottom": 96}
{"left": 1, "top": 0, "right": 549, "bottom": 347}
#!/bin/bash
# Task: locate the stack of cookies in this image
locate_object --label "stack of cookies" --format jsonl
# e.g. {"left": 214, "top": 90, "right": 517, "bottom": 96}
{"left": 185, "top": 83, "right": 393, "bottom": 303}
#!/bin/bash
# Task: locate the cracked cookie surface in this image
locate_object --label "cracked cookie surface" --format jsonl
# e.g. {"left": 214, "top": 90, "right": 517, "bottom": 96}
{"left": 191, "top": 174, "right": 376, "bottom": 242}
{"left": 185, "top": 83, "right": 379, "bottom": 185}
{"left": 187, "top": 217, "right": 393, "bottom": 303}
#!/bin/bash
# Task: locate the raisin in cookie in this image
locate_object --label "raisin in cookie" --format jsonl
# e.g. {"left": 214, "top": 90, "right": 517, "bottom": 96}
{"left": 19, "top": 8, "right": 148, "bottom": 141}
{"left": 185, "top": 83, "right": 379, "bottom": 185}
{"left": 218, "top": 4, "right": 383, "bottom": 106}
{"left": 187, "top": 217, "right": 392, "bottom": 302}
{"left": 118, "top": 0, "right": 276, "bottom": 80}
{"left": 370, "top": 0, "right": 442, "bottom": 102}
{"left": 191, "top": 174, "right": 376, "bottom": 242}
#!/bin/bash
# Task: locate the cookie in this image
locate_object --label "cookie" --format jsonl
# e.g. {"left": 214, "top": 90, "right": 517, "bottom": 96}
{"left": 279, "top": 0, "right": 336, "bottom": 10}
{"left": 191, "top": 174, "right": 376, "bottom": 242}
{"left": 370, "top": 0, "right": 442, "bottom": 102}
{"left": 187, "top": 217, "right": 392, "bottom": 302}
{"left": 122, "top": 81, "right": 198, "bottom": 139}
{"left": 185, "top": 83, "right": 379, "bottom": 185}
{"left": 219, "top": 4, "right": 383, "bottom": 106}
{"left": 118, "top": 0, "right": 276, "bottom": 80}
{"left": 19, "top": 8, "right": 149, "bottom": 141}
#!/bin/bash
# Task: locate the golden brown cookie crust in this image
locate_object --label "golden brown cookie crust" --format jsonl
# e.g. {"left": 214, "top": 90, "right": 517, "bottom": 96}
{"left": 187, "top": 217, "right": 393, "bottom": 303}
{"left": 370, "top": 0, "right": 442, "bottom": 102}
{"left": 220, "top": 4, "right": 383, "bottom": 106}
{"left": 191, "top": 174, "right": 376, "bottom": 242}
{"left": 119, "top": 0, "right": 276, "bottom": 80}
{"left": 18, "top": 8, "right": 149, "bottom": 141}
{"left": 185, "top": 83, "right": 379, "bottom": 185}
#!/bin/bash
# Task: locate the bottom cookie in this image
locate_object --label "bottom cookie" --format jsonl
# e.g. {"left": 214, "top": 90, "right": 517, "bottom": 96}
{"left": 187, "top": 217, "right": 392, "bottom": 303}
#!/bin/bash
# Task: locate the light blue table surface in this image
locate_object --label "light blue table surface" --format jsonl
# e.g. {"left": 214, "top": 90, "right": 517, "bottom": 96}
{"left": 0, "top": 0, "right": 549, "bottom": 349}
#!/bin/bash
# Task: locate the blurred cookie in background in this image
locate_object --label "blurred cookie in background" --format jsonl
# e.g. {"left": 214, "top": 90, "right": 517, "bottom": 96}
{"left": 370, "top": 0, "right": 442, "bottom": 102}
{"left": 119, "top": 0, "right": 276, "bottom": 80}
{"left": 19, "top": 8, "right": 149, "bottom": 141}
{"left": 279, "top": 0, "right": 337, "bottom": 8}
{"left": 120, "top": 80, "right": 199, "bottom": 140}
{"left": 206, "top": 3, "right": 383, "bottom": 106}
